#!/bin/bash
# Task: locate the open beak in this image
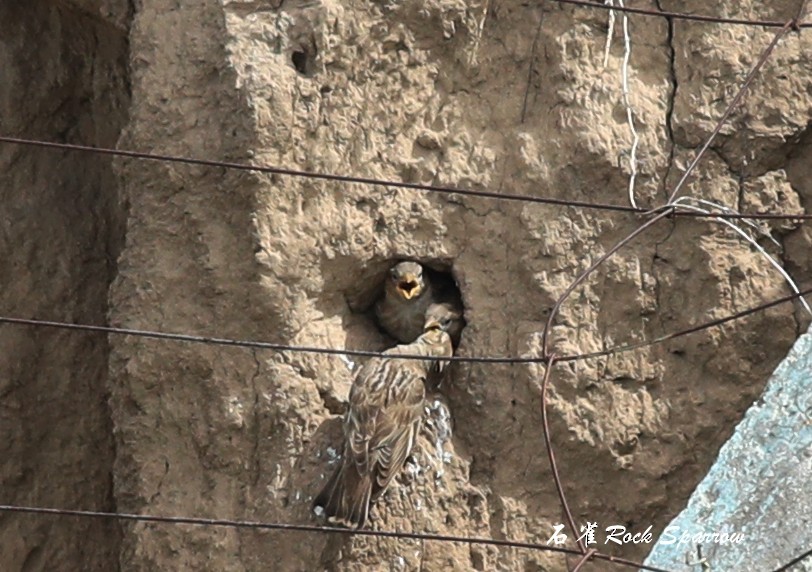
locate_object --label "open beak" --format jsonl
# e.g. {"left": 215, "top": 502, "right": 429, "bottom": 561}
{"left": 424, "top": 319, "right": 441, "bottom": 331}
{"left": 397, "top": 275, "right": 421, "bottom": 300}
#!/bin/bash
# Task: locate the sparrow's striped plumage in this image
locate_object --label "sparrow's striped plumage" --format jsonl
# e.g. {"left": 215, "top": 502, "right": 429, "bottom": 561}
{"left": 421, "top": 302, "right": 462, "bottom": 389}
{"left": 375, "top": 261, "right": 466, "bottom": 347}
{"left": 312, "top": 321, "right": 453, "bottom": 528}
{"left": 423, "top": 302, "right": 464, "bottom": 352}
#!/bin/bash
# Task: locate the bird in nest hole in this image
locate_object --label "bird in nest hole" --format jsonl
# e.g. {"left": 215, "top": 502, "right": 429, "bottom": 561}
{"left": 312, "top": 305, "right": 456, "bottom": 528}
{"left": 375, "top": 261, "right": 464, "bottom": 347}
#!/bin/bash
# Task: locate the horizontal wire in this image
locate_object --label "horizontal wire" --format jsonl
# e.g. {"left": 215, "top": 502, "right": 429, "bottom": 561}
{"left": 0, "top": 504, "right": 676, "bottom": 572}
{"left": 0, "top": 316, "right": 538, "bottom": 364}
{"left": 0, "top": 135, "right": 641, "bottom": 214}
{"left": 674, "top": 211, "right": 812, "bottom": 220}
{"left": 1, "top": 286, "right": 807, "bottom": 366}
{"left": 0, "top": 504, "right": 577, "bottom": 554}
{"left": 0, "top": 135, "right": 810, "bottom": 221}
{"left": 558, "top": 286, "right": 812, "bottom": 362}
{"left": 0, "top": 7, "right": 806, "bottom": 572}
{"left": 549, "top": 0, "right": 812, "bottom": 28}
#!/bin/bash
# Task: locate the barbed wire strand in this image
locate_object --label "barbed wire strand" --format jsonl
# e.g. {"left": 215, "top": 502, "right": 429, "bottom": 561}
{"left": 549, "top": 0, "right": 812, "bottom": 28}
{"left": 1, "top": 285, "right": 808, "bottom": 367}
{"left": 557, "top": 285, "right": 812, "bottom": 362}
{"left": 0, "top": 134, "right": 810, "bottom": 221}
{"left": 0, "top": 504, "right": 676, "bottom": 572}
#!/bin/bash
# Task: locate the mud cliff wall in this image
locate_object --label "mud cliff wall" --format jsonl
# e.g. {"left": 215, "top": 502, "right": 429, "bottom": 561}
{"left": 2, "top": 0, "right": 811, "bottom": 570}
{"left": 0, "top": 1, "right": 130, "bottom": 569}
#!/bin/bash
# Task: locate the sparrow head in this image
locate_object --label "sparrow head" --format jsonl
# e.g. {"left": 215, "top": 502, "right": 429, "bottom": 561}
{"left": 387, "top": 261, "right": 425, "bottom": 301}
{"left": 423, "top": 302, "right": 461, "bottom": 333}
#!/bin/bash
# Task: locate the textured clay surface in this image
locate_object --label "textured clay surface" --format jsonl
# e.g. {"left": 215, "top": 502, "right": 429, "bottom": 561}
{"left": 0, "top": 2, "right": 129, "bottom": 570}
{"left": 1, "top": 0, "right": 811, "bottom": 570}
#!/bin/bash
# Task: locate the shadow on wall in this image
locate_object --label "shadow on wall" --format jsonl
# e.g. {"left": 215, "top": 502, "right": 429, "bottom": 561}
{"left": 0, "top": 1, "right": 131, "bottom": 570}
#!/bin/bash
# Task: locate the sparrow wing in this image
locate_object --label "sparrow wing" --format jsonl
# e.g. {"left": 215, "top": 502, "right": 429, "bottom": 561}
{"left": 345, "top": 358, "right": 387, "bottom": 475}
{"left": 345, "top": 356, "right": 426, "bottom": 492}
{"left": 369, "top": 362, "right": 426, "bottom": 492}
{"left": 315, "top": 331, "right": 450, "bottom": 528}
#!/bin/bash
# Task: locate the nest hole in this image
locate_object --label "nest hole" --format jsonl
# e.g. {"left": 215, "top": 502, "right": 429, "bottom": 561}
{"left": 344, "top": 258, "right": 466, "bottom": 347}
{"left": 291, "top": 50, "right": 308, "bottom": 74}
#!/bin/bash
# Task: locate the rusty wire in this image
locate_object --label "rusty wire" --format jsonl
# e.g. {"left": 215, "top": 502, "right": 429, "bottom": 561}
{"left": 539, "top": 355, "right": 584, "bottom": 552}
{"left": 0, "top": 134, "right": 811, "bottom": 220}
{"left": 666, "top": 17, "right": 798, "bottom": 204}
{"left": 557, "top": 286, "right": 812, "bottom": 363}
{"left": 0, "top": 284, "right": 808, "bottom": 365}
{"left": 0, "top": 135, "right": 643, "bottom": 213}
{"left": 572, "top": 549, "right": 599, "bottom": 572}
{"left": 0, "top": 285, "right": 807, "bottom": 572}
{"left": 541, "top": 207, "right": 675, "bottom": 358}
{"left": 0, "top": 504, "right": 678, "bottom": 572}
{"left": 535, "top": 2, "right": 810, "bottom": 569}
{"left": 0, "top": 2, "right": 810, "bottom": 571}
{"left": 0, "top": 504, "right": 576, "bottom": 555}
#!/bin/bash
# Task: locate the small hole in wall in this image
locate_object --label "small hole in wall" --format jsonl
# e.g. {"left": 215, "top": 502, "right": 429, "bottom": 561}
{"left": 291, "top": 50, "right": 309, "bottom": 74}
{"left": 345, "top": 258, "right": 466, "bottom": 349}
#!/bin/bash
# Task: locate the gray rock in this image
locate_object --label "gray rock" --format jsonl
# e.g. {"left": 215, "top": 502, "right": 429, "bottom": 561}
{"left": 645, "top": 325, "right": 812, "bottom": 571}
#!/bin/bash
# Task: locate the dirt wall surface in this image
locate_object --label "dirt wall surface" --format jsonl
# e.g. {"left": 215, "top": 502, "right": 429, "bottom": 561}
{"left": 2, "top": 0, "right": 811, "bottom": 571}
{"left": 0, "top": 0, "right": 130, "bottom": 570}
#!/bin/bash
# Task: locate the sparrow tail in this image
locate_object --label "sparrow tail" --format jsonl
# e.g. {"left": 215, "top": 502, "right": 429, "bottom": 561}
{"left": 312, "top": 460, "right": 373, "bottom": 529}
